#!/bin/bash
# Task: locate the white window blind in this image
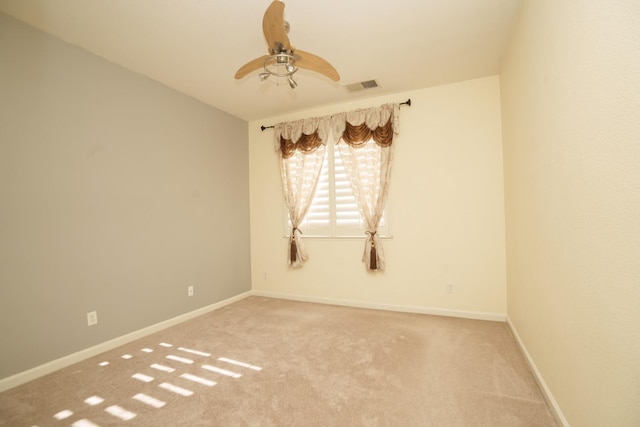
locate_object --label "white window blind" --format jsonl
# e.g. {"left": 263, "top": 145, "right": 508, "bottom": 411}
{"left": 292, "top": 139, "right": 390, "bottom": 238}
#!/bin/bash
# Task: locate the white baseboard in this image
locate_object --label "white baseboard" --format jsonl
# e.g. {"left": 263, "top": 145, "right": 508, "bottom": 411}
{"left": 252, "top": 290, "right": 506, "bottom": 322}
{"left": 0, "top": 291, "right": 252, "bottom": 393}
{"left": 506, "top": 317, "right": 569, "bottom": 427}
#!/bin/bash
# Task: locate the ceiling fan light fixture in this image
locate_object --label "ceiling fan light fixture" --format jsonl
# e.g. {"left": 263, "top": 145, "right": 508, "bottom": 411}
{"left": 259, "top": 71, "right": 270, "bottom": 81}
{"left": 257, "top": 52, "right": 300, "bottom": 88}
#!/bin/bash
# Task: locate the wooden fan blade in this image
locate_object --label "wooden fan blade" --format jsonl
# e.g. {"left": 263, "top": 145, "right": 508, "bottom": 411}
{"left": 295, "top": 50, "right": 340, "bottom": 81}
{"left": 263, "top": 1, "right": 290, "bottom": 54}
{"left": 234, "top": 55, "right": 270, "bottom": 79}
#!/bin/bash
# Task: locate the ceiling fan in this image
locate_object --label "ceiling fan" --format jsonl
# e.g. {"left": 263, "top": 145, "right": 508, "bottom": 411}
{"left": 234, "top": 0, "right": 340, "bottom": 88}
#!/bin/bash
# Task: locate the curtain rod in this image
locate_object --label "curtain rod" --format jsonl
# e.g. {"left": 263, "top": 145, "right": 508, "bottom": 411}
{"left": 260, "top": 98, "right": 411, "bottom": 132}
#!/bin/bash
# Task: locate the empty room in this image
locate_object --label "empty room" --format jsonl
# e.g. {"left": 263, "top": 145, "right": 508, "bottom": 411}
{"left": 0, "top": 0, "right": 638, "bottom": 426}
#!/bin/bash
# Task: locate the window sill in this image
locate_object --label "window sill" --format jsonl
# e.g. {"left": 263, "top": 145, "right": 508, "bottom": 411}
{"left": 283, "top": 235, "right": 394, "bottom": 240}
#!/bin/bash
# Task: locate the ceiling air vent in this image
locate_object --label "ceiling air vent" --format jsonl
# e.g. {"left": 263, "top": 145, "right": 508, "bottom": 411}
{"left": 345, "top": 79, "right": 379, "bottom": 92}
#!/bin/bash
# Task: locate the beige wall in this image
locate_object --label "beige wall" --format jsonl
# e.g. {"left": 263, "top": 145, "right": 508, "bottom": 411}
{"left": 0, "top": 13, "right": 251, "bottom": 379}
{"left": 500, "top": 1, "right": 640, "bottom": 425}
{"left": 249, "top": 76, "right": 506, "bottom": 318}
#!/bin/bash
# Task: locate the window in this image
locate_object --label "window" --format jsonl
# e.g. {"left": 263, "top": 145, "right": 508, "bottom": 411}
{"left": 289, "top": 138, "right": 390, "bottom": 238}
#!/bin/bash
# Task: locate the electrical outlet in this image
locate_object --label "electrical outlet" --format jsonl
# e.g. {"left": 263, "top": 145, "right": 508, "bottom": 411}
{"left": 188, "top": 285, "right": 194, "bottom": 297}
{"left": 87, "top": 311, "right": 98, "bottom": 326}
{"left": 263, "top": 271, "right": 269, "bottom": 280}
{"left": 446, "top": 284, "right": 454, "bottom": 294}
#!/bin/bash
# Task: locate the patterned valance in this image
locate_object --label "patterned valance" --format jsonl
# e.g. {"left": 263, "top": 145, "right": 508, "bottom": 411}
{"left": 331, "top": 103, "right": 399, "bottom": 146}
{"left": 341, "top": 118, "right": 394, "bottom": 148}
{"left": 274, "top": 103, "right": 400, "bottom": 156}
{"left": 280, "top": 132, "right": 323, "bottom": 159}
{"left": 275, "top": 117, "right": 331, "bottom": 158}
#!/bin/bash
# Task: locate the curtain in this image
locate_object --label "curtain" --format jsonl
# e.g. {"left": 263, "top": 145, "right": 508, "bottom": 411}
{"left": 275, "top": 117, "right": 331, "bottom": 267}
{"left": 274, "top": 103, "right": 399, "bottom": 270}
{"left": 332, "top": 104, "right": 398, "bottom": 271}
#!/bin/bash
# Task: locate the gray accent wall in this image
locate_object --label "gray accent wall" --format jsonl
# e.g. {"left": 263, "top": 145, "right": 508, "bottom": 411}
{"left": 0, "top": 13, "right": 251, "bottom": 379}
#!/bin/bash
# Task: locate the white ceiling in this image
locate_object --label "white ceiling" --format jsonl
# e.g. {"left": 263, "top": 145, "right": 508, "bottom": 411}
{"left": 0, "top": 0, "right": 522, "bottom": 121}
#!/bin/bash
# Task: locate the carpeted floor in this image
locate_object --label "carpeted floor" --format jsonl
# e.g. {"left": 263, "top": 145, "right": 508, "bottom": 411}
{"left": 0, "top": 296, "right": 557, "bottom": 426}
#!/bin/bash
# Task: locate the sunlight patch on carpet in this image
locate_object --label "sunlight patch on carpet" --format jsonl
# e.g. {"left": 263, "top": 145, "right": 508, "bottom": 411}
{"left": 40, "top": 341, "right": 263, "bottom": 426}
{"left": 201, "top": 364, "right": 242, "bottom": 378}
{"left": 84, "top": 396, "right": 104, "bottom": 406}
{"left": 218, "top": 357, "right": 263, "bottom": 371}
{"left": 180, "top": 373, "right": 217, "bottom": 387}
{"left": 178, "top": 347, "right": 212, "bottom": 357}
{"left": 105, "top": 405, "right": 136, "bottom": 421}
{"left": 159, "top": 382, "right": 194, "bottom": 397}
{"left": 166, "top": 354, "right": 194, "bottom": 364}
{"left": 72, "top": 419, "right": 100, "bottom": 427}
{"left": 133, "top": 393, "right": 166, "bottom": 408}
{"left": 150, "top": 363, "right": 175, "bottom": 373}
{"left": 132, "top": 373, "right": 154, "bottom": 383}
{"left": 53, "top": 409, "right": 73, "bottom": 420}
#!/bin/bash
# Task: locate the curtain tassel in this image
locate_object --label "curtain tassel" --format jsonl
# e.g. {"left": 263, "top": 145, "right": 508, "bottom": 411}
{"left": 370, "top": 243, "right": 377, "bottom": 270}
{"left": 290, "top": 227, "right": 300, "bottom": 264}
{"left": 290, "top": 235, "right": 297, "bottom": 264}
{"left": 368, "top": 231, "right": 378, "bottom": 271}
